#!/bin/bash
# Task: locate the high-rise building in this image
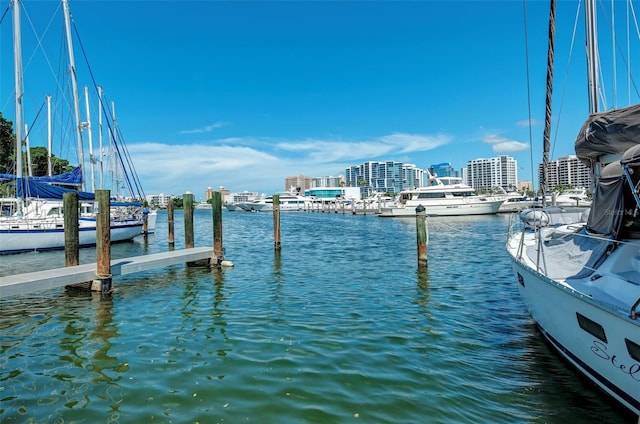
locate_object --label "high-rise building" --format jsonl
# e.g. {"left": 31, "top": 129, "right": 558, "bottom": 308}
{"left": 429, "top": 162, "right": 458, "bottom": 178}
{"left": 537, "top": 155, "right": 592, "bottom": 189}
{"left": 312, "top": 175, "right": 344, "bottom": 188}
{"left": 284, "top": 175, "right": 313, "bottom": 194}
{"left": 466, "top": 155, "right": 518, "bottom": 190}
{"left": 345, "top": 161, "right": 424, "bottom": 195}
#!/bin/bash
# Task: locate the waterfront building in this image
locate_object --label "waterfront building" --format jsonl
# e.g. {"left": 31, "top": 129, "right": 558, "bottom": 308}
{"left": 312, "top": 175, "right": 345, "bottom": 188}
{"left": 285, "top": 175, "right": 313, "bottom": 194}
{"left": 466, "top": 155, "right": 518, "bottom": 191}
{"left": 429, "top": 162, "right": 459, "bottom": 178}
{"left": 146, "top": 193, "right": 173, "bottom": 208}
{"left": 304, "top": 186, "right": 361, "bottom": 201}
{"left": 345, "top": 161, "right": 424, "bottom": 196}
{"left": 224, "top": 190, "right": 264, "bottom": 205}
{"left": 537, "top": 155, "right": 592, "bottom": 190}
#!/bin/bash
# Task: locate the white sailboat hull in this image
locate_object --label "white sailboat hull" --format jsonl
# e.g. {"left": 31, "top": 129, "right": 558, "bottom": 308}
{"left": 507, "top": 228, "right": 640, "bottom": 415}
{"left": 0, "top": 218, "right": 142, "bottom": 254}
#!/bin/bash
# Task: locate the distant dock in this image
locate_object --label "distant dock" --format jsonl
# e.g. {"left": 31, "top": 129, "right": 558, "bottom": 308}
{"left": 0, "top": 247, "right": 214, "bottom": 298}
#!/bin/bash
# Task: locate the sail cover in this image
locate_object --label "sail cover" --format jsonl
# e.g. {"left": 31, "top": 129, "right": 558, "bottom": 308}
{"left": 0, "top": 166, "right": 83, "bottom": 185}
{"left": 574, "top": 103, "right": 640, "bottom": 166}
{"left": 16, "top": 178, "right": 95, "bottom": 200}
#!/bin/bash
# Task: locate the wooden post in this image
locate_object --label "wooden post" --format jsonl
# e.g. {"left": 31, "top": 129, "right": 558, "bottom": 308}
{"left": 142, "top": 206, "right": 149, "bottom": 235}
{"left": 416, "top": 204, "right": 428, "bottom": 268}
{"left": 167, "top": 198, "right": 175, "bottom": 246}
{"left": 184, "top": 192, "right": 194, "bottom": 249}
{"left": 63, "top": 192, "right": 79, "bottom": 267}
{"left": 93, "top": 189, "right": 112, "bottom": 292}
{"left": 212, "top": 191, "right": 224, "bottom": 266}
{"left": 273, "top": 194, "right": 281, "bottom": 250}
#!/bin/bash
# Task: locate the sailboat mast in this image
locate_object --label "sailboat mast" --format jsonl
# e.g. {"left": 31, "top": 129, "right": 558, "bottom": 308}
{"left": 541, "top": 0, "right": 556, "bottom": 207}
{"left": 83, "top": 86, "right": 95, "bottom": 193}
{"left": 62, "top": 0, "right": 85, "bottom": 191}
{"left": 585, "top": 0, "right": 599, "bottom": 114}
{"left": 12, "top": 0, "right": 24, "bottom": 215}
{"left": 47, "top": 95, "right": 52, "bottom": 176}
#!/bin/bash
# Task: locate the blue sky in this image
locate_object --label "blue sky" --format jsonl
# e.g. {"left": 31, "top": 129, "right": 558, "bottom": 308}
{"left": 1, "top": 0, "right": 639, "bottom": 199}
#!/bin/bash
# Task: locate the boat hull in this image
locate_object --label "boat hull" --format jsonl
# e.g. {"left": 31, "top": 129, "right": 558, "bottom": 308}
{"left": 511, "top": 238, "right": 640, "bottom": 415}
{"left": 0, "top": 219, "right": 143, "bottom": 254}
{"left": 379, "top": 199, "right": 504, "bottom": 217}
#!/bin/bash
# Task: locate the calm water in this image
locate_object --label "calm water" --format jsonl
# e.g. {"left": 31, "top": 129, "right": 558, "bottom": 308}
{"left": 0, "top": 210, "right": 634, "bottom": 423}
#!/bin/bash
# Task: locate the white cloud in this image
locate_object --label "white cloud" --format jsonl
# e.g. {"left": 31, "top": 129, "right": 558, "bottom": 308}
{"left": 482, "top": 134, "right": 529, "bottom": 153}
{"left": 179, "top": 121, "right": 226, "bottom": 134}
{"left": 516, "top": 118, "right": 540, "bottom": 127}
{"left": 125, "top": 132, "right": 453, "bottom": 197}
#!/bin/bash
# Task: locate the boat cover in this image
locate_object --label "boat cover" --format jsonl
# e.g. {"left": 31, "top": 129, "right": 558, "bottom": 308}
{"left": 16, "top": 178, "right": 95, "bottom": 201}
{"left": 585, "top": 161, "right": 625, "bottom": 238}
{"left": 528, "top": 228, "right": 614, "bottom": 280}
{"left": 574, "top": 103, "right": 640, "bottom": 166}
{"left": 0, "top": 166, "right": 83, "bottom": 185}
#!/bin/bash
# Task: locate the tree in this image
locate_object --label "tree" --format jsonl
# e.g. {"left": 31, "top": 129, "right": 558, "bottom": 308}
{"left": 0, "top": 114, "right": 73, "bottom": 176}
{"left": 28, "top": 146, "right": 73, "bottom": 176}
{"left": 0, "top": 112, "right": 14, "bottom": 174}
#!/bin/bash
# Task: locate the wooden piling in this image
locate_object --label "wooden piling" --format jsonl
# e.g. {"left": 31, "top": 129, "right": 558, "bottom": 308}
{"left": 167, "top": 199, "right": 175, "bottom": 246}
{"left": 142, "top": 206, "right": 149, "bottom": 235}
{"left": 273, "top": 194, "right": 281, "bottom": 250}
{"left": 184, "top": 193, "right": 194, "bottom": 249}
{"left": 212, "top": 191, "right": 224, "bottom": 265}
{"left": 63, "top": 192, "right": 79, "bottom": 267}
{"left": 416, "top": 204, "right": 428, "bottom": 268}
{"left": 93, "top": 189, "right": 112, "bottom": 292}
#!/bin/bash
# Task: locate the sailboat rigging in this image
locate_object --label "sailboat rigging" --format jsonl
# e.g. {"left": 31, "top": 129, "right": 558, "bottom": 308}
{"left": 0, "top": 0, "right": 154, "bottom": 254}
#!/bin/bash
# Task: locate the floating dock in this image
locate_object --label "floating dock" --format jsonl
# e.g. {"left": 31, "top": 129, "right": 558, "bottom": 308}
{"left": 0, "top": 247, "right": 214, "bottom": 298}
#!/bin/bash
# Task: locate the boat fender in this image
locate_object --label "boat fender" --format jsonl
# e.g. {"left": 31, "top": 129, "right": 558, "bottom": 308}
{"left": 520, "top": 209, "right": 549, "bottom": 228}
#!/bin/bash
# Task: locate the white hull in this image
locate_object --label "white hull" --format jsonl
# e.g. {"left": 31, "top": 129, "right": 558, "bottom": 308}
{"left": 498, "top": 200, "right": 539, "bottom": 213}
{"left": 379, "top": 199, "right": 503, "bottom": 217}
{"left": 249, "top": 203, "right": 308, "bottom": 212}
{"left": 507, "top": 225, "right": 640, "bottom": 415}
{"left": 0, "top": 218, "right": 142, "bottom": 254}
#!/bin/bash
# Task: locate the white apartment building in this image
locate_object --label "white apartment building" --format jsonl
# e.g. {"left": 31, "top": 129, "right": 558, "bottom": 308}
{"left": 537, "top": 155, "right": 592, "bottom": 189}
{"left": 146, "top": 193, "right": 173, "bottom": 208}
{"left": 345, "top": 161, "right": 424, "bottom": 194}
{"left": 466, "top": 155, "right": 517, "bottom": 190}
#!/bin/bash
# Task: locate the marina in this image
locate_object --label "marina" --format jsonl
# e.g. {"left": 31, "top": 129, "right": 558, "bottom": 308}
{"left": 0, "top": 209, "right": 634, "bottom": 423}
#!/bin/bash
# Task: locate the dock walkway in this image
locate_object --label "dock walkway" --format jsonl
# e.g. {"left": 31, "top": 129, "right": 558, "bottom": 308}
{"left": 0, "top": 247, "right": 213, "bottom": 298}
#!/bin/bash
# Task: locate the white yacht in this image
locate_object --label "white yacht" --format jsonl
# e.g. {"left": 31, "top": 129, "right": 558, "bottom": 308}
{"left": 553, "top": 187, "right": 592, "bottom": 207}
{"left": 240, "top": 192, "right": 311, "bottom": 212}
{"left": 379, "top": 173, "right": 504, "bottom": 217}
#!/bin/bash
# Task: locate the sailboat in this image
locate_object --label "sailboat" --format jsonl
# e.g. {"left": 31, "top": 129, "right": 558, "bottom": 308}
{"left": 0, "top": 0, "right": 147, "bottom": 254}
{"left": 506, "top": 0, "right": 640, "bottom": 416}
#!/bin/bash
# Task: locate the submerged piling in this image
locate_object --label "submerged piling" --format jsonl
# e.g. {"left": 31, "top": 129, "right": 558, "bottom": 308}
{"left": 63, "top": 192, "right": 79, "bottom": 267}
{"left": 273, "top": 194, "right": 281, "bottom": 250}
{"left": 93, "top": 189, "right": 112, "bottom": 292}
{"left": 184, "top": 192, "right": 194, "bottom": 249}
{"left": 415, "top": 204, "right": 428, "bottom": 268}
